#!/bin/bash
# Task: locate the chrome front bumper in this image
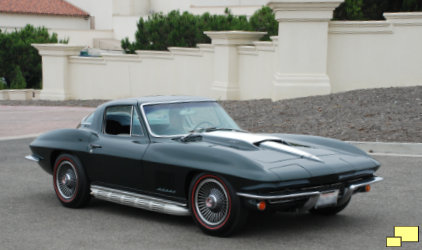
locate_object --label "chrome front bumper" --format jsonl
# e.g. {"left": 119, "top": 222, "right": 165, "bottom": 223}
{"left": 237, "top": 176, "right": 383, "bottom": 209}
{"left": 25, "top": 154, "right": 42, "bottom": 162}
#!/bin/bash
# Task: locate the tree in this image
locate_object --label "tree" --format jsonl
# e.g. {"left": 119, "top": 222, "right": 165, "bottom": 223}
{"left": 0, "top": 25, "right": 65, "bottom": 89}
{"left": 334, "top": 0, "right": 422, "bottom": 20}
{"left": 10, "top": 65, "right": 27, "bottom": 89}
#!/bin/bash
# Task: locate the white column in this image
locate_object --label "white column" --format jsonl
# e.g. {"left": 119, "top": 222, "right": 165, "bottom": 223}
{"left": 268, "top": 0, "right": 344, "bottom": 100}
{"left": 32, "top": 44, "right": 84, "bottom": 100}
{"left": 205, "top": 31, "right": 265, "bottom": 100}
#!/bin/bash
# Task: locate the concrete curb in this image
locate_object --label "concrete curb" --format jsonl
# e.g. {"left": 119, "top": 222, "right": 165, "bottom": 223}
{"left": 0, "top": 133, "right": 41, "bottom": 142}
{"left": 348, "top": 141, "right": 422, "bottom": 157}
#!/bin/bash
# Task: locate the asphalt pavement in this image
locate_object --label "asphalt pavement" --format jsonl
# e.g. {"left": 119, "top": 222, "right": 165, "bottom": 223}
{"left": 0, "top": 138, "right": 421, "bottom": 250}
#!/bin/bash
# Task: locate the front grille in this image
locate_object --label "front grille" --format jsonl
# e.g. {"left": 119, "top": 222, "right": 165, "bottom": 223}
{"left": 265, "top": 175, "right": 373, "bottom": 198}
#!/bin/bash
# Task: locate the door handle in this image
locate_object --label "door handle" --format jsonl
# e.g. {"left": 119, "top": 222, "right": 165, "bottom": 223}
{"left": 88, "top": 144, "right": 102, "bottom": 153}
{"left": 89, "top": 144, "right": 102, "bottom": 149}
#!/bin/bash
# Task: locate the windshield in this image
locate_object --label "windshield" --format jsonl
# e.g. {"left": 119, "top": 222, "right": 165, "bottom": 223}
{"left": 142, "top": 101, "right": 240, "bottom": 136}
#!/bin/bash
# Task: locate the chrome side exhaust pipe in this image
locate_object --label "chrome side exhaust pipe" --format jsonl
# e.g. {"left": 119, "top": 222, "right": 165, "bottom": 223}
{"left": 90, "top": 185, "right": 190, "bottom": 216}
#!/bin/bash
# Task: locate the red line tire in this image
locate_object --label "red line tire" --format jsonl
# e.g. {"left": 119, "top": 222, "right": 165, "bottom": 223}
{"left": 53, "top": 154, "right": 90, "bottom": 208}
{"left": 189, "top": 173, "right": 247, "bottom": 236}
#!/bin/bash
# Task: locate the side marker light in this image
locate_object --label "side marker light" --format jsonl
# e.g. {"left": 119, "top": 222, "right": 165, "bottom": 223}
{"left": 257, "top": 201, "right": 266, "bottom": 211}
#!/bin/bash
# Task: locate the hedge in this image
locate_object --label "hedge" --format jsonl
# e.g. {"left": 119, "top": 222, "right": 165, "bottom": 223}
{"left": 123, "top": 1, "right": 421, "bottom": 53}
{"left": 122, "top": 7, "right": 277, "bottom": 53}
{"left": 0, "top": 25, "right": 65, "bottom": 89}
{"left": 334, "top": 0, "right": 422, "bottom": 20}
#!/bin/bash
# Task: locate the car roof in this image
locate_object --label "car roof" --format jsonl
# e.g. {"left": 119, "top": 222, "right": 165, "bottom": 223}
{"left": 102, "top": 96, "right": 216, "bottom": 107}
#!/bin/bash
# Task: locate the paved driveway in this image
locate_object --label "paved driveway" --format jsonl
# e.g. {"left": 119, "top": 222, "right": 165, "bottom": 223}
{"left": 0, "top": 106, "right": 95, "bottom": 140}
{"left": 0, "top": 138, "right": 421, "bottom": 250}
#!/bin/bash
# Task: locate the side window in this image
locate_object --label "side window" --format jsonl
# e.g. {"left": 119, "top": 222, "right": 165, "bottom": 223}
{"left": 131, "top": 109, "right": 143, "bottom": 136}
{"left": 104, "top": 106, "right": 132, "bottom": 136}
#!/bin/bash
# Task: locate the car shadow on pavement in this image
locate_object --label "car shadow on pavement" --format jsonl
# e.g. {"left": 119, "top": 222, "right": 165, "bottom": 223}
{"left": 86, "top": 198, "right": 364, "bottom": 237}
{"left": 239, "top": 211, "right": 362, "bottom": 237}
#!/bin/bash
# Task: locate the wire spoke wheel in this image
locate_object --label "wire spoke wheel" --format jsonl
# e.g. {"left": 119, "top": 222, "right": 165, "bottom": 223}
{"left": 194, "top": 178, "right": 229, "bottom": 226}
{"left": 190, "top": 173, "right": 247, "bottom": 236}
{"left": 55, "top": 160, "right": 78, "bottom": 200}
{"left": 53, "top": 154, "right": 90, "bottom": 208}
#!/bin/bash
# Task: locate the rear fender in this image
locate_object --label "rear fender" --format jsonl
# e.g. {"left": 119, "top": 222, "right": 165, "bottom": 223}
{"left": 29, "top": 129, "right": 97, "bottom": 174}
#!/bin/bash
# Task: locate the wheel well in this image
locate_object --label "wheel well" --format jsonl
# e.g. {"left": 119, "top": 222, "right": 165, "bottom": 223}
{"left": 50, "top": 151, "right": 61, "bottom": 171}
{"left": 184, "top": 171, "right": 200, "bottom": 198}
{"left": 50, "top": 150, "right": 72, "bottom": 172}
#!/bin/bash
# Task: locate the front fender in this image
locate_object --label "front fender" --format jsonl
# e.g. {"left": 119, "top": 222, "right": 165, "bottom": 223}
{"left": 271, "top": 133, "right": 369, "bottom": 156}
{"left": 143, "top": 142, "right": 279, "bottom": 183}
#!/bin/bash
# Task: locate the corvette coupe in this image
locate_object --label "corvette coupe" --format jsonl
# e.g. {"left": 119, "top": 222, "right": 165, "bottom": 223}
{"left": 26, "top": 96, "right": 382, "bottom": 236}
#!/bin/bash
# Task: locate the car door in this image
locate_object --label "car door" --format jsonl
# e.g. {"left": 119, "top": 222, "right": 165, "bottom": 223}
{"left": 85, "top": 105, "right": 150, "bottom": 190}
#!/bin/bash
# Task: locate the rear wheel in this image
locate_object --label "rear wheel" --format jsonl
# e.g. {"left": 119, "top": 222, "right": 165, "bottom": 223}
{"left": 53, "top": 154, "right": 90, "bottom": 208}
{"left": 189, "top": 173, "right": 247, "bottom": 236}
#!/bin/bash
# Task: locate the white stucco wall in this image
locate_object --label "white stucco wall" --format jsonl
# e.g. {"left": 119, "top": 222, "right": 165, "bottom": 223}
{"left": 238, "top": 40, "right": 278, "bottom": 99}
{"left": 66, "top": 0, "right": 113, "bottom": 30}
{"left": 112, "top": 16, "right": 140, "bottom": 41}
{"left": 328, "top": 14, "right": 422, "bottom": 92}
{"left": 0, "top": 13, "right": 90, "bottom": 30}
{"left": 51, "top": 29, "right": 114, "bottom": 47}
{"left": 66, "top": 48, "right": 214, "bottom": 100}
{"left": 34, "top": 11, "right": 422, "bottom": 101}
{"left": 149, "top": 0, "right": 263, "bottom": 16}
{"left": 113, "top": 0, "right": 150, "bottom": 16}
{"left": 149, "top": 0, "right": 191, "bottom": 14}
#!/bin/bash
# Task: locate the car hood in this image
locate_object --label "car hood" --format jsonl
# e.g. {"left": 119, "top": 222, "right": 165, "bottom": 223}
{"left": 196, "top": 131, "right": 379, "bottom": 180}
{"left": 201, "top": 131, "right": 335, "bottom": 162}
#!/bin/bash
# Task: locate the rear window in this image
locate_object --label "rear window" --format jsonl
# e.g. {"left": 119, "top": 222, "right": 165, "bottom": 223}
{"left": 78, "top": 112, "right": 95, "bottom": 128}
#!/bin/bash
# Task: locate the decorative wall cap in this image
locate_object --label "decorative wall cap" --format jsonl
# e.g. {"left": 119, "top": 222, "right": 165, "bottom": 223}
{"left": 69, "top": 56, "right": 105, "bottom": 65}
{"left": 270, "top": 36, "right": 279, "bottom": 46}
{"left": 384, "top": 12, "right": 422, "bottom": 26}
{"left": 168, "top": 47, "right": 203, "bottom": 57}
{"left": 101, "top": 53, "right": 142, "bottom": 62}
{"left": 197, "top": 44, "right": 215, "bottom": 52}
{"left": 267, "top": 0, "right": 344, "bottom": 10}
{"left": 329, "top": 21, "right": 393, "bottom": 34}
{"left": 204, "top": 31, "right": 266, "bottom": 45}
{"left": 267, "top": 0, "right": 344, "bottom": 22}
{"left": 253, "top": 41, "right": 276, "bottom": 51}
{"left": 238, "top": 46, "right": 258, "bottom": 56}
{"left": 32, "top": 44, "right": 85, "bottom": 56}
{"left": 135, "top": 50, "right": 174, "bottom": 60}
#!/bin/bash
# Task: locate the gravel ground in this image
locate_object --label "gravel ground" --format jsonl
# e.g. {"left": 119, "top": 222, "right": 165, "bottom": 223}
{"left": 1, "top": 86, "right": 421, "bottom": 142}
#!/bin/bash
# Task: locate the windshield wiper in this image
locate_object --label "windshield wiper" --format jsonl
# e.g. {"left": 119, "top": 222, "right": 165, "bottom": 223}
{"left": 178, "top": 133, "right": 202, "bottom": 143}
{"left": 189, "top": 127, "right": 246, "bottom": 133}
{"left": 205, "top": 127, "right": 247, "bottom": 133}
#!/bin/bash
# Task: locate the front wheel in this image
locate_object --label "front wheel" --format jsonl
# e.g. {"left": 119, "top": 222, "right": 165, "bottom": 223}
{"left": 53, "top": 154, "right": 90, "bottom": 208}
{"left": 189, "top": 173, "right": 247, "bottom": 236}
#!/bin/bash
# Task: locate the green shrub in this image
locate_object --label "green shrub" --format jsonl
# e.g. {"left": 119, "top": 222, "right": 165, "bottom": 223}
{"left": 10, "top": 65, "right": 27, "bottom": 89}
{"left": 249, "top": 6, "right": 278, "bottom": 41}
{"left": 334, "top": 0, "right": 422, "bottom": 20}
{"left": 0, "top": 25, "right": 65, "bottom": 89}
{"left": 123, "top": 2, "right": 422, "bottom": 52}
{"left": 0, "top": 77, "right": 6, "bottom": 90}
{"left": 122, "top": 7, "right": 277, "bottom": 53}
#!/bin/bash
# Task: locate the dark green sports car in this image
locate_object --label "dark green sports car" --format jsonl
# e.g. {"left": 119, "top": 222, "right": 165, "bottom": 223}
{"left": 26, "top": 96, "right": 382, "bottom": 236}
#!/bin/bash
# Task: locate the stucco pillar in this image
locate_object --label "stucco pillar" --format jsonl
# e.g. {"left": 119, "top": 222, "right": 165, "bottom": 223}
{"left": 32, "top": 44, "right": 84, "bottom": 100}
{"left": 268, "top": 0, "right": 344, "bottom": 100}
{"left": 205, "top": 31, "right": 265, "bottom": 100}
